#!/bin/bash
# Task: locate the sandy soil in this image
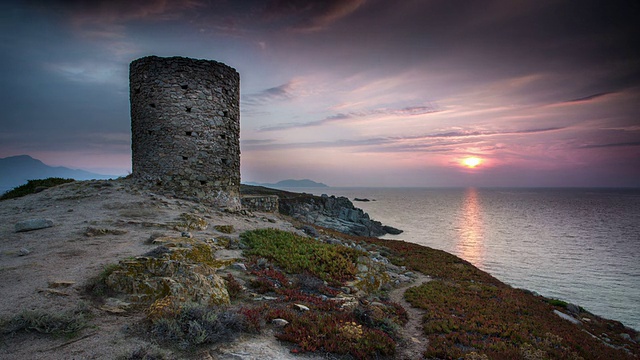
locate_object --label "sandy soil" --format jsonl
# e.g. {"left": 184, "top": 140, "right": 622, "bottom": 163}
{"left": 0, "top": 179, "right": 429, "bottom": 359}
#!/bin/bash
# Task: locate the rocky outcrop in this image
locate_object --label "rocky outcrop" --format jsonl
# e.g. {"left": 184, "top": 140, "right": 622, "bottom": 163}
{"left": 239, "top": 185, "right": 402, "bottom": 237}
{"left": 105, "top": 237, "right": 230, "bottom": 306}
{"left": 280, "top": 194, "right": 402, "bottom": 237}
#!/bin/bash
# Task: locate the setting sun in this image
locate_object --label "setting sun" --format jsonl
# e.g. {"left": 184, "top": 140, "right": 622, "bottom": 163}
{"left": 462, "top": 157, "right": 482, "bottom": 168}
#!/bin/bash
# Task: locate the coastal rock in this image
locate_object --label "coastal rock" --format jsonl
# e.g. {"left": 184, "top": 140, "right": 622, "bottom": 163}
{"left": 566, "top": 303, "right": 581, "bottom": 315}
{"left": 15, "top": 218, "right": 54, "bottom": 232}
{"left": 382, "top": 225, "right": 403, "bottom": 235}
{"left": 278, "top": 194, "right": 401, "bottom": 237}
{"left": 554, "top": 309, "right": 581, "bottom": 325}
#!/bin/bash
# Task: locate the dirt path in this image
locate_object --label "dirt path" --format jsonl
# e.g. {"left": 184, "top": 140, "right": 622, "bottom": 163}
{"left": 388, "top": 272, "right": 432, "bottom": 360}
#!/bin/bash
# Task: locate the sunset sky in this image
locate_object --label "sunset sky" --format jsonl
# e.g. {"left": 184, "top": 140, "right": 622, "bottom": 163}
{"left": 1, "top": 0, "right": 639, "bottom": 187}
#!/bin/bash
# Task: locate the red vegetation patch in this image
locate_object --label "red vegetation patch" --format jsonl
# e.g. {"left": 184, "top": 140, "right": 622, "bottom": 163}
{"left": 364, "top": 238, "right": 640, "bottom": 359}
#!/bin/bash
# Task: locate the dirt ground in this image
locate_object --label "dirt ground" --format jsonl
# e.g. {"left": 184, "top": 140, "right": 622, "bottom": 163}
{"left": 0, "top": 179, "right": 429, "bottom": 359}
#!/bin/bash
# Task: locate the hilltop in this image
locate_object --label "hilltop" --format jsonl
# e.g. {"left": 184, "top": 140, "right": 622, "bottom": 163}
{"left": 0, "top": 155, "right": 116, "bottom": 194}
{"left": 0, "top": 179, "right": 638, "bottom": 359}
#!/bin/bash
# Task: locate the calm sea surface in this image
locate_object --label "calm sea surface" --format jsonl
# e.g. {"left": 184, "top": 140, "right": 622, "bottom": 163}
{"left": 285, "top": 187, "right": 640, "bottom": 331}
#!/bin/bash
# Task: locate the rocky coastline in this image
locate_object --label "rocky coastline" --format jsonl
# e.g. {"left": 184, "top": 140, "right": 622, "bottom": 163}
{"left": 0, "top": 179, "right": 638, "bottom": 360}
{"left": 240, "top": 184, "right": 402, "bottom": 237}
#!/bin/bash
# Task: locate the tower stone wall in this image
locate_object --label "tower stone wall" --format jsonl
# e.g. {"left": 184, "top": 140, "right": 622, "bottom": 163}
{"left": 130, "top": 56, "right": 240, "bottom": 209}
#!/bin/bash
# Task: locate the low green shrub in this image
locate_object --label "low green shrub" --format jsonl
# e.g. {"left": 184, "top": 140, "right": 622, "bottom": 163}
{"left": 1, "top": 177, "right": 75, "bottom": 200}
{"left": 241, "top": 228, "right": 362, "bottom": 285}
{"left": 547, "top": 298, "right": 568, "bottom": 308}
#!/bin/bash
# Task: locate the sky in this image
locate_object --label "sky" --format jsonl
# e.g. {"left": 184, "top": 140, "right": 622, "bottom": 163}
{"left": 1, "top": 0, "right": 639, "bottom": 187}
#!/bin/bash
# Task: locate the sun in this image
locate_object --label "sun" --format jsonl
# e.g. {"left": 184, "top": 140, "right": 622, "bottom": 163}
{"left": 462, "top": 157, "right": 482, "bottom": 168}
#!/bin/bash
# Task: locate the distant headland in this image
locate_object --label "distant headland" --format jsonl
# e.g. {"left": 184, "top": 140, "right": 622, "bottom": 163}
{"left": 243, "top": 179, "right": 329, "bottom": 188}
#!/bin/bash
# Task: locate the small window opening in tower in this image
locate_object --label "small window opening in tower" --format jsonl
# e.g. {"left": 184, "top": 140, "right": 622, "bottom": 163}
{"left": 182, "top": 156, "right": 188, "bottom": 160}
{"left": 149, "top": 103, "right": 156, "bottom": 108}
{"left": 220, "top": 134, "right": 226, "bottom": 140}
{"left": 185, "top": 107, "right": 192, "bottom": 113}
{"left": 134, "top": 88, "right": 141, "bottom": 94}
{"left": 200, "top": 180, "right": 206, "bottom": 185}
{"left": 181, "top": 84, "right": 188, "bottom": 90}
{"left": 185, "top": 131, "right": 192, "bottom": 136}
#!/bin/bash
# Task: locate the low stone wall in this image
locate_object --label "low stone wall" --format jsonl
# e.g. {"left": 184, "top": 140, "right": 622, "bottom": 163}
{"left": 241, "top": 195, "right": 279, "bottom": 213}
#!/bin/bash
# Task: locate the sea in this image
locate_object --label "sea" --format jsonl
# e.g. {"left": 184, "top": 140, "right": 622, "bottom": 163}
{"left": 282, "top": 187, "right": 640, "bottom": 331}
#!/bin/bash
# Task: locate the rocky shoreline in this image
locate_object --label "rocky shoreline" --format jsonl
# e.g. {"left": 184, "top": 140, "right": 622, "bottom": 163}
{"left": 240, "top": 184, "right": 403, "bottom": 237}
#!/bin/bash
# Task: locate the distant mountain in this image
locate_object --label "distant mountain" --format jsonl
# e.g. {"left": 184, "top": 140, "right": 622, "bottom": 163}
{"left": 243, "top": 179, "right": 329, "bottom": 188}
{"left": 0, "top": 155, "right": 117, "bottom": 194}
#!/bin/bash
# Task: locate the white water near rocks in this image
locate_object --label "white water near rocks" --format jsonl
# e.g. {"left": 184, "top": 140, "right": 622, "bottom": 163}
{"left": 285, "top": 187, "right": 640, "bottom": 331}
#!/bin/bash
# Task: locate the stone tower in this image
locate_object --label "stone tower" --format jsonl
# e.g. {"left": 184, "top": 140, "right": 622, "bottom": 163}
{"left": 130, "top": 56, "right": 240, "bottom": 209}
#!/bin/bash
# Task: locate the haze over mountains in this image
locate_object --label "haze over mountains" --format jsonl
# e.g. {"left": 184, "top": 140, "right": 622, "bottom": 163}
{"left": 0, "top": 155, "right": 116, "bottom": 194}
{"left": 0, "top": 155, "right": 328, "bottom": 195}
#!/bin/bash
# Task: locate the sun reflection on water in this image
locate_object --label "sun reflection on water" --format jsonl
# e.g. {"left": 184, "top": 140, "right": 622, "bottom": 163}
{"left": 456, "top": 188, "right": 485, "bottom": 267}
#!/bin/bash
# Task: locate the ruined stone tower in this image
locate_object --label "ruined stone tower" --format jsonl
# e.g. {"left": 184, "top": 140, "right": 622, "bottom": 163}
{"left": 130, "top": 56, "right": 240, "bottom": 209}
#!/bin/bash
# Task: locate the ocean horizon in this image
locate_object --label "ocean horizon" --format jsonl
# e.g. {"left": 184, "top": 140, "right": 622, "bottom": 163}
{"left": 282, "top": 186, "right": 640, "bottom": 331}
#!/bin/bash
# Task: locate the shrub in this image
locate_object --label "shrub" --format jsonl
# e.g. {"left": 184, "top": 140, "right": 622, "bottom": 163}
{"left": 275, "top": 310, "right": 396, "bottom": 359}
{"left": 353, "top": 300, "right": 408, "bottom": 340}
{"left": 214, "top": 225, "right": 234, "bottom": 234}
{"left": 1, "top": 177, "right": 75, "bottom": 200}
{"left": 241, "top": 228, "right": 361, "bottom": 285}
{"left": 84, "top": 263, "right": 119, "bottom": 298}
{"left": 148, "top": 302, "right": 245, "bottom": 350}
{"left": 117, "top": 345, "right": 173, "bottom": 360}
{"left": 1, "top": 305, "right": 90, "bottom": 337}
{"left": 547, "top": 298, "right": 568, "bottom": 308}
{"left": 223, "top": 274, "right": 244, "bottom": 300}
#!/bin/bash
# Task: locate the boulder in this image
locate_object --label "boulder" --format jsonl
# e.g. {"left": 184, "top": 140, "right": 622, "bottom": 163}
{"left": 553, "top": 310, "right": 581, "bottom": 325}
{"left": 272, "top": 318, "right": 289, "bottom": 327}
{"left": 566, "top": 303, "right": 581, "bottom": 315}
{"left": 15, "top": 218, "right": 54, "bottom": 232}
{"left": 105, "top": 239, "right": 230, "bottom": 306}
{"left": 301, "top": 225, "right": 319, "bottom": 237}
